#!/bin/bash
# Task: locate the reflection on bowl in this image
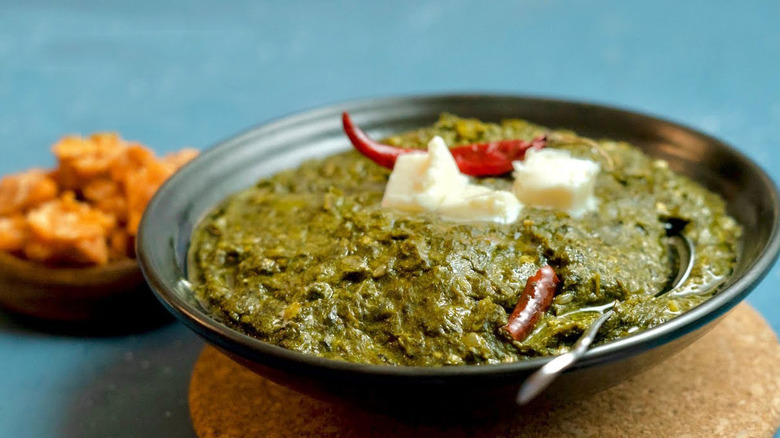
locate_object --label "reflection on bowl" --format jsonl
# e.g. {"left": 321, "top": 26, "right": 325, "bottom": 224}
{"left": 138, "top": 95, "right": 780, "bottom": 413}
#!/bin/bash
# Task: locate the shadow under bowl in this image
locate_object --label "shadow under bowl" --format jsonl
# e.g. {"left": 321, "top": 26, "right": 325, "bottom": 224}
{"left": 137, "top": 94, "right": 780, "bottom": 414}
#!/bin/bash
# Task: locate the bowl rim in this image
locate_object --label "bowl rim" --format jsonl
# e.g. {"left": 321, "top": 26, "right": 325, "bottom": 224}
{"left": 138, "top": 93, "right": 780, "bottom": 378}
{"left": 0, "top": 250, "right": 141, "bottom": 284}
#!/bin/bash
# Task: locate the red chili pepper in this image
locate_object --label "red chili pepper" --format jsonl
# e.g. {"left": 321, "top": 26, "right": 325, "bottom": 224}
{"left": 503, "top": 265, "right": 560, "bottom": 342}
{"left": 342, "top": 112, "right": 546, "bottom": 177}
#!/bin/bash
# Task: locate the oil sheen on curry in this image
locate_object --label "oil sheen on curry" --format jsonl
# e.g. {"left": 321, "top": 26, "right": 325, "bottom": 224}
{"left": 189, "top": 114, "right": 740, "bottom": 366}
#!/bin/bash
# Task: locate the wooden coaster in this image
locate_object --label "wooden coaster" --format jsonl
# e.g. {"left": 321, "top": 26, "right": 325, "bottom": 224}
{"left": 190, "top": 304, "right": 780, "bottom": 437}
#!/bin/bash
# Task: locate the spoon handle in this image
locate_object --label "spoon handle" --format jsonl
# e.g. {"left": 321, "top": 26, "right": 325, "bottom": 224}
{"left": 516, "top": 309, "right": 615, "bottom": 405}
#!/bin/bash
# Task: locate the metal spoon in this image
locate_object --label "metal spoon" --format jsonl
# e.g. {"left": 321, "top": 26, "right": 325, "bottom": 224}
{"left": 516, "top": 224, "right": 695, "bottom": 405}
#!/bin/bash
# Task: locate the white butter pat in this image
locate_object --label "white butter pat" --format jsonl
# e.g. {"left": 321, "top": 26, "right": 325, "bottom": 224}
{"left": 381, "top": 136, "right": 468, "bottom": 212}
{"left": 512, "top": 148, "right": 600, "bottom": 217}
{"left": 381, "top": 136, "right": 521, "bottom": 224}
{"left": 438, "top": 185, "right": 522, "bottom": 225}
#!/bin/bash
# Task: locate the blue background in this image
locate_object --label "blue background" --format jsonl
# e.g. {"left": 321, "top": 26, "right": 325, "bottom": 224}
{"left": 1, "top": 1, "right": 778, "bottom": 436}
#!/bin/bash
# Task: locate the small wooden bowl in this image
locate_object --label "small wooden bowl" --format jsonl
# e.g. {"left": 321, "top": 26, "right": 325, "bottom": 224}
{"left": 0, "top": 251, "right": 165, "bottom": 326}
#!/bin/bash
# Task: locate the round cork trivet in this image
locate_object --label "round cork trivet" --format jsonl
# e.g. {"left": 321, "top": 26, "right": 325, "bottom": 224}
{"left": 190, "top": 304, "right": 780, "bottom": 437}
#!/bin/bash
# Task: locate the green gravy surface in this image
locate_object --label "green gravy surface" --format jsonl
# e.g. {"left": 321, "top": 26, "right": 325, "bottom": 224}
{"left": 189, "top": 115, "right": 740, "bottom": 366}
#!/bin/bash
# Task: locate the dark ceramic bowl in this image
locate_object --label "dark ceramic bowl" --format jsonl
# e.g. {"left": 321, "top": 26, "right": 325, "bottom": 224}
{"left": 138, "top": 95, "right": 780, "bottom": 413}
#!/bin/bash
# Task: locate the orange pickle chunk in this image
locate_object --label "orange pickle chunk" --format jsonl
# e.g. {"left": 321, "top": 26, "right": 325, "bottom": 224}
{"left": 0, "top": 169, "right": 58, "bottom": 216}
{"left": 0, "top": 215, "right": 28, "bottom": 252}
{"left": 1, "top": 132, "right": 198, "bottom": 266}
{"left": 24, "top": 193, "right": 116, "bottom": 265}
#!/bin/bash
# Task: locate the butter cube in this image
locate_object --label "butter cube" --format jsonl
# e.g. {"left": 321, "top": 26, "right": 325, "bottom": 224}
{"left": 512, "top": 149, "right": 600, "bottom": 217}
{"left": 381, "top": 136, "right": 468, "bottom": 212}
{"left": 438, "top": 185, "right": 522, "bottom": 224}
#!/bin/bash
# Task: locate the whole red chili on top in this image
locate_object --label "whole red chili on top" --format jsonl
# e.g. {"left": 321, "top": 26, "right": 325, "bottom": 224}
{"left": 342, "top": 112, "right": 546, "bottom": 177}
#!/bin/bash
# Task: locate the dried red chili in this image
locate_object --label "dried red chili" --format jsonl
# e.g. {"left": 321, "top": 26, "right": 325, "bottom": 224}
{"left": 341, "top": 112, "right": 546, "bottom": 177}
{"left": 503, "top": 265, "right": 560, "bottom": 342}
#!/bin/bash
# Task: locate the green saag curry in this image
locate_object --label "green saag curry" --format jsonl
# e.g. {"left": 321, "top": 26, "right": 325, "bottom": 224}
{"left": 189, "top": 115, "right": 740, "bottom": 366}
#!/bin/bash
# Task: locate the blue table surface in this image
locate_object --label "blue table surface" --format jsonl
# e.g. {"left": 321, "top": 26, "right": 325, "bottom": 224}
{"left": 2, "top": 1, "right": 779, "bottom": 436}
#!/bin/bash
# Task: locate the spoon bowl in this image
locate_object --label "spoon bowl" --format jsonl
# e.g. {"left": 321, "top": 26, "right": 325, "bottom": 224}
{"left": 517, "top": 232, "right": 695, "bottom": 404}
